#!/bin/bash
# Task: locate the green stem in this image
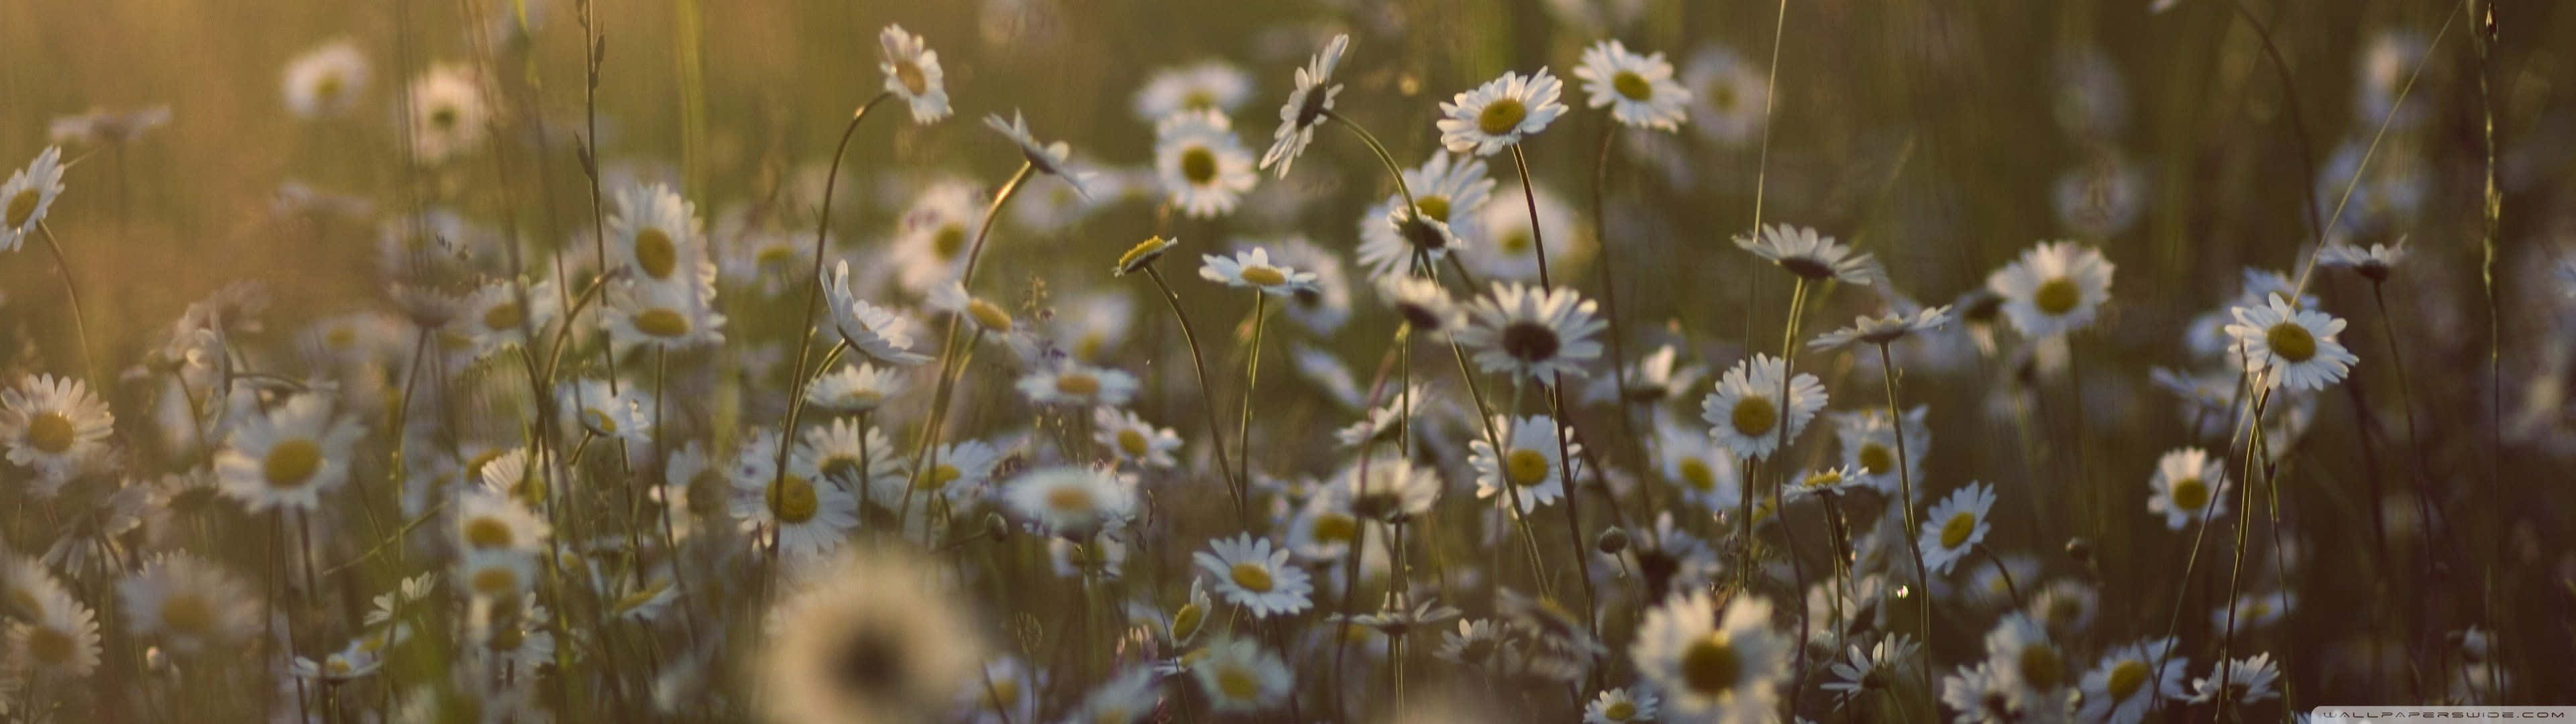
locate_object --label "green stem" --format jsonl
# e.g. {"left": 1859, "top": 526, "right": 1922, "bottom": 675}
{"left": 771, "top": 93, "right": 894, "bottom": 490}
{"left": 1876, "top": 343, "right": 1939, "bottom": 710}
{"left": 1144, "top": 267, "right": 1243, "bottom": 518}
{"left": 34, "top": 223, "right": 98, "bottom": 384}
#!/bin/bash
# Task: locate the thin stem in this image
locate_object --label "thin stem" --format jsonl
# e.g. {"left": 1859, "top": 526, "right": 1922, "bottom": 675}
{"left": 34, "top": 223, "right": 98, "bottom": 383}
{"left": 1876, "top": 343, "right": 1939, "bottom": 709}
{"left": 1589, "top": 127, "right": 1648, "bottom": 476}
{"left": 903, "top": 162, "right": 1036, "bottom": 505}
{"left": 1143, "top": 267, "right": 1244, "bottom": 518}
{"left": 1507, "top": 145, "right": 1552, "bottom": 290}
{"left": 1237, "top": 294, "right": 1269, "bottom": 495}
{"left": 771, "top": 93, "right": 894, "bottom": 490}
{"left": 1976, "top": 544, "right": 2024, "bottom": 610}
{"left": 1323, "top": 110, "right": 1417, "bottom": 213}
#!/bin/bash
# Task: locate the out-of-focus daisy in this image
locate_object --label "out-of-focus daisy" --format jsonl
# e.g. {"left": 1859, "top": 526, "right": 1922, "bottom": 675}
{"left": 1464, "top": 181, "right": 1580, "bottom": 282}
{"left": 759, "top": 548, "right": 983, "bottom": 724}
{"left": 1193, "top": 638, "right": 1291, "bottom": 713}
{"left": 927, "top": 279, "right": 1016, "bottom": 336}
{"left": 7, "top": 582, "right": 101, "bottom": 678}
{"left": 1153, "top": 109, "right": 1256, "bottom": 218}
{"left": 2146, "top": 447, "right": 2228, "bottom": 530}
{"left": 1265, "top": 237, "right": 1351, "bottom": 335}
{"left": 1830, "top": 407, "right": 1927, "bottom": 495}
{"left": 1052, "top": 291, "right": 1136, "bottom": 361}
{"left": 1820, "top": 634, "right": 1919, "bottom": 709}
{"left": 1454, "top": 282, "right": 1605, "bottom": 380}
{"left": 1470, "top": 414, "right": 1579, "bottom": 515}
{"left": 283, "top": 40, "right": 369, "bottom": 119}
{"left": 1194, "top": 534, "right": 1311, "bottom": 618}
{"left": 1787, "top": 465, "right": 1864, "bottom": 499}
{"left": 2078, "top": 638, "right": 2186, "bottom": 724}
{"left": 453, "top": 488, "right": 549, "bottom": 554}
{"left": 1134, "top": 60, "right": 1252, "bottom": 121}
{"left": 1987, "top": 241, "right": 2114, "bottom": 338}
{"left": 3, "top": 146, "right": 67, "bottom": 252}
{"left": 1683, "top": 46, "right": 1768, "bottom": 147}
{"left": 2053, "top": 152, "right": 2147, "bottom": 238}
{"left": 889, "top": 180, "right": 982, "bottom": 293}
{"left": 1583, "top": 686, "right": 1660, "bottom": 723}
{"left": 557, "top": 378, "right": 649, "bottom": 444}
{"left": 290, "top": 648, "right": 384, "bottom": 683}
{"left": 407, "top": 64, "right": 491, "bottom": 163}
{"left": 1199, "top": 247, "right": 1318, "bottom": 296}
{"left": 2209, "top": 591, "right": 2294, "bottom": 635}
{"left": 214, "top": 393, "right": 364, "bottom": 513}
{"left": 729, "top": 430, "right": 857, "bottom": 560}
{"left": 1575, "top": 40, "right": 1690, "bottom": 131}
{"left": 1284, "top": 496, "right": 1363, "bottom": 562}
{"left": 1436, "top": 618, "right": 1513, "bottom": 668}
{"left": 1378, "top": 275, "right": 1464, "bottom": 338}
{"left": 806, "top": 362, "right": 902, "bottom": 414}
{"left": 985, "top": 111, "right": 1095, "bottom": 200}
{"left": 49, "top": 106, "right": 171, "bottom": 147}
{"left": 1700, "top": 353, "right": 1827, "bottom": 461}
{"left": 806, "top": 418, "right": 905, "bottom": 496}
{"left": 887, "top": 438, "right": 1000, "bottom": 509}
{"left": 600, "top": 278, "right": 727, "bottom": 351}
{"left": 2224, "top": 293, "right": 2358, "bottom": 391}
{"left": 1941, "top": 662, "right": 2012, "bottom": 723}
{"left": 1737, "top": 224, "right": 1879, "bottom": 284}
{"left": 2186, "top": 652, "right": 2280, "bottom": 707}
{"left": 609, "top": 182, "right": 714, "bottom": 288}
{"left": 1437, "top": 68, "right": 1569, "bottom": 156}
{"left": 1016, "top": 361, "right": 1139, "bottom": 408}
{"left": 1258, "top": 34, "right": 1349, "bottom": 177}
{"left": 1658, "top": 412, "right": 1741, "bottom": 511}
{"left": 1004, "top": 467, "right": 1136, "bottom": 538}
{"left": 1811, "top": 306, "right": 1951, "bottom": 350}
{"left": 1093, "top": 407, "right": 1181, "bottom": 469}
{"left": 821, "top": 261, "right": 932, "bottom": 366}
{"left": 1630, "top": 591, "right": 1787, "bottom": 720}
{"left": 1919, "top": 481, "right": 1997, "bottom": 575}
{"left": 458, "top": 278, "right": 559, "bottom": 357}
{"left": 119, "top": 553, "right": 260, "bottom": 654}
{"left": 1337, "top": 454, "right": 1440, "bottom": 523}
{"left": 878, "top": 25, "right": 951, "bottom": 123}
{"left": 1584, "top": 343, "right": 1709, "bottom": 406}
{"left": 3, "top": 374, "right": 113, "bottom": 481}
{"left": 1984, "top": 613, "right": 2072, "bottom": 712}
{"left": 1356, "top": 151, "right": 1495, "bottom": 278}
{"left": 1071, "top": 666, "right": 1162, "bottom": 723}
{"left": 2317, "top": 240, "right": 2407, "bottom": 282}
{"left": 1167, "top": 578, "right": 1212, "bottom": 645}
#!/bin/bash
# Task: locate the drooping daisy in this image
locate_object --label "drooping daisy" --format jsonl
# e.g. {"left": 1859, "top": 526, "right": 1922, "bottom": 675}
{"left": 282, "top": 40, "right": 369, "bottom": 119}
{"left": 806, "top": 362, "right": 902, "bottom": 414}
{"left": 1919, "top": 481, "right": 1997, "bottom": 575}
{"left": 406, "top": 64, "right": 491, "bottom": 163}
{"left": 2223, "top": 293, "right": 2359, "bottom": 391}
{"left": 1167, "top": 578, "right": 1213, "bottom": 645}
{"left": 1093, "top": 407, "right": 1181, "bottom": 469}
{"left": 1194, "top": 534, "right": 1311, "bottom": 618}
{"left": 1003, "top": 466, "right": 1137, "bottom": 538}
{"left": 759, "top": 548, "right": 983, "bottom": 724}
{"left": 1575, "top": 40, "right": 1691, "bottom": 131}
{"left": 1153, "top": 109, "right": 1257, "bottom": 218}
{"left": 985, "top": 111, "right": 1095, "bottom": 200}
{"left": 1986, "top": 241, "right": 2115, "bottom": 338}
{"left": 1583, "top": 686, "right": 1660, "bottom": 723}
{"left": 1820, "top": 634, "right": 1919, "bottom": 709}
{"left": 1454, "top": 282, "right": 1605, "bottom": 380}
{"left": 1199, "top": 247, "right": 1318, "bottom": 296}
{"left": 1630, "top": 591, "right": 1788, "bottom": 720}
{"left": 2077, "top": 638, "right": 2186, "bottom": 724}
{"left": 1355, "top": 151, "right": 1495, "bottom": 278}
{"left": 2, "top": 374, "right": 113, "bottom": 481}
{"left": 820, "top": 261, "right": 932, "bottom": 366}
{"left": 1193, "top": 638, "right": 1292, "bottom": 713}
{"left": 2146, "top": 447, "right": 2229, "bottom": 530}
{"left": 608, "top": 181, "right": 715, "bottom": 289}
{"left": 453, "top": 488, "right": 549, "bottom": 554}
{"left": 119, "top": 553, "right": 260, "bottom": 654}
{"left": 214, "top": 393, "right": 364, "bottom": 514}
{"left": 1788, "top": 465, "right": 1864, "bottom": 499}
{"left": 1737, "top": 223, "right": 1880, "bottom": 284}
{"left": 1984, "top": 613, "right": 2073, "bottom": 713}
{"left": 1470, "top": 415, "right": 1580, "bottom": 515}
{"left": 729, "top": 430, "right": 857, "bottom": 560}
{"left": 1464, "top": 182, "right": 1581, "bottom": 282}
{"left": 877, "top": 25, "right": 951, "bottom": 123}
{"left": 1016, "top": 361, "right": 1139, "bottom": 408}
{"left": 2186, "top": 653, "right": 2281, "bottom": 707}
{"left": 2317, "top": 240, "right": 2407, "bottom": 282}
{"left": 1258, "top": 34, "right": 1350, "bottom": 177}
{"left": 7, "top": 581, "right": 101, "bottom": 678}
{"left": 1700, "top": 353, "right": 1827, "bottom": 460}
{"left": 3, "top": 146, "right": 67, "bottom": 252}
{"left": 1811, "top": 305, "right": 1952, "bottom": 351}
{"left": 1437, "top": 68, "right": 1570, "bottom": 156}
{"left": 600, "top": 278, "right": 727, "bottom": 351}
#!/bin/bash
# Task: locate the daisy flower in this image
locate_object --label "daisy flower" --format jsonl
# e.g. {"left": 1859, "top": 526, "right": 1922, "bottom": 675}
{"left": 1575, "top": 40, "right": 1691, "bottom": 131}
{"left": 600, "top": 278, "right": 727, "bottom": 351}
{"left": 2223, "top": 293, "right": 2359, "bottom": 391}
{"left": 1700, "top": 353, "right": 1827, "bottom": 460}
{"left": 1167, "top": 578, "right": 1212, "bottom": 644}
{"left": 1377, "top": 275, "right": 1465, "bottom": 338}
{"left": 406, "top": 64, "right": 490, "bottom": 163}
{"left": 877, "top": 25, "right": 950, "bottom": 123}
{"left": 1438, "top": 618, "right": 1513, "bottom": 668}
{"left": 1017, "top": 361, "right": 1139, "bottom": 408}
{"left": 1284, "top": 497, "right": 1363, "bottom": 562}
{"left": 3, "top": 146, "right": 67, "bottom": 252}
{"left": 1003, "top": 467, "right": 1137, "bottom": 538}
{"left": 1940, "top": 662, "right": 2012, "bottom": 723}
{"left": 821, "top": 261, "right": 932, "bottom": 366}
{"left": 1053, "top": 291, "right": 1136, "bottom": 361}
{"left": 1630, "top": 591, "right": 1788, "bottom": 720}
{"left": 1071, "top": 666, "right": 1163, "bottom": 724}
{"left": 3, "top": 374, "right": 113, "bottom": 481}
{"left": 1193, "top": 638, "right": 1292, "bottom": 713}
{"left": 1811, "top": 305, "right": 1952, "bottom": 350}
{"left": 1585, "top": 343, "right": 1709, "bottom": 406}
{"left": 2210, "top": 591, "right": 2294, "bottom": 635}
{"left": 1584, "top": 686, "right": 1660, "bottom": 723}
{"left": 119, "top": 553, "right": 260, "bottom": 654}
{"left": 1153, "top": 109, "right": 1257, "bottom": 218}
{"left": 7, "top": 582, "right": 101, "bottom": 678}
{"left": 927, "top": 280, "right": 1016, "bottom": 336}
{"left": 2316, "top": 240, "right": 2407, "bottom": 281}
{"left": 887, "top": 179, "right": 983, "bottom": 292}
{"left": 1820, "top": 634, "right": 1919, "bottom": 709}
{"left": 1093, "top": 407, "right": 1181, "bottom": 469}
{"left": 1266, "top": 237, "right": 1352, "bottom": 335}
{"left": 458, "top": 278, "right": 559, "bottom": 357}
{"left": 2186, "top": 653, "right": 2281, "bottom": 707}
{"left": 759, "top": 548, "right": 983, "bottom": 724}
{"left": 608, "top": 181, "right": 714, "bottom": 288}
{"left": 1919, "top": 481, "right": 1997, "bottom": 576}
{"left": 1464, "top": 182, "right": 1581, "bottom": 282}
{"left": 985, "top": 111, "right": 1095, "bottom": 200}
{"left": 453, "top": 487, "right": 549, "bottom": 554}
{"left": 1437, "top": 68, "right": 1570, "bottom": 156}
{"left": 1984, "top": 613, "right": 2073, "bottom": 712}
{"left": 1337, "top": 454, "right": 1440, "bottom": 522}
{"left": 1683, "top": 46, "right": 1770, "bottom": 147}
{"left": 282, "top": 40, "right": 369, "bottom": 119}
{"left": 1199, "top": 247, "right": 1318, "bottom": 296}
{"left": 1258, "top": 34, "right": 1350, "bottom": 177}
{"left": 729, "top": 430, "right": 857, "bottom": 560}
{"left": 1658, "top": 412, "right": 1743, "bottom": 511}
{"left": 290, "top": 649, "right": 383, "bottom": 683}
{"left": 888, "top": 438, "right": 1001, "bottom": 509}
{"left": 214, "top": 393, "right": 364, "bottom": 514}
{"left": 1470, "top": 415, "right": 1580, "bottom": 515}
{"left": 2078, "top": 638, "right": 2186, "bottom": 724}
{"left": 1134, "top": 60, "right": 1252, "bottom": 121}
{"left": 806, "top": 362, "right": 903, "bottom": 414}
{"left": 2146, "top": 447, "right": 2228, "bottom": 530}
{"left": 556, "top": 378, "right": 650, "bottom": 444}
{"left": 1830, "top": 407, "right": 1928, "bottom": 495}
{"left": 1788, "top": 465, "right": 1864, "bottom": 499}
{"left": 1986, "top": 241, "right": 2114, "bottom": 338}
{"left": 1454, "top": 282, "right": 1605, "bottom": 380}
{"left": 1355, "top": 151, "right": 1495, "bottom": 278}
{"left": 1736, "top": 223, "right": 1880, "bottom": 284}
{"left": 1195, "top": 534, "right": 1312, "bottom": 618}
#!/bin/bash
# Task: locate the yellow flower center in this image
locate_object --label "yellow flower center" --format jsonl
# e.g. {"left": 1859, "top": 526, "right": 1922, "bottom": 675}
{"left": 25, "top": 412, "right": 76, "bottom": 454}
{"left": 1116, "top": 237, "right": 1171, "bottom": 275}
{"left": 1310, "top": 513, "right": 1358, "bottom": 544}
{"left": 1415, "top": 195, "right": 1452, "bottom": 223}
{"left": 1477, "top": 99, "right": 1528, "bottom": 136}
{"left": 1054, "top": 373, "right": 1102, "bottom": 398}
{"left": 315, "top": 72, "right": 345, "bottom": 103}
{"left": 1679, "top": 635, "right": 1741, "bottom": 694}
{"left": 632, "top": 229, "right": 679, "bottom": 280}
{"left": 766, "top": 475, "right": 820, "bottom": 524}
{"left": 2018, "top": 645, "right": 2064, "bottom": 692}
{"left": 1499, "top": 230, "right": 1534, "bottom": 253}
{"left": 967, "top": 298, "right": 1014, "bottom": 332}
{"left": 916, "top": 464, "right": 962, "bottom": 491}
{"left": 482, "top": 300, "right": 523, "bottom": 332}
{"left": 1679, "top": 457, "right": 1719, "bottom": 493}
{"left": 160, "top": 595, "right": 215, "bottom": 636}
{"left": 429, "top": 105, "right": 459, "bottom": 130}
{"left": 1181, "top": 89, "right": 1216, "bottom": 109}
{"left": 2032, "top": 277, "right": 2081, "bottom": 315}
{"left": 2106, "top": 659, "right": 2149, "bottom": 701}
{"left": 895, "top": 61, "right": 929, "bottom": 96}
{"left": 2171, "top": 477, "right": 2210, "bottom": 511}
{"left": 265, "top": 439, "right": 324, "bottom": 489}
{"left": 1171, "top": 603, "right": 1205, "bottom": 640}
{"left": 1730, "top": 397, "right": 1778, "bottom": 437}
{"left": 1116, "top": 429, "right": 1150, "bottom": 457}
{"left": 1238, "top": 265, "right": 1289, "bottom": 288}
{"left": 25, "top": 627, "right": 74, "bottom": 665}
{"left": 1229, "top": 562, "right": 1275, "bottom": 593}
{"left": 1503, "top": 448, "right": 1551, "bottom": 487}
{"left": 2265, "top": 322, "right": 2316, "bottom": 363}
{"left": 1604, "top": 701, "right": 1636, "bottom": 721}
{"left": 933, "top": 224, "right": 968, "bottom": 259}
{"left": 1181, "top": 147, "right": 1219, "bottom": 185}
{"left": 1939, "top": 511, "right": 1978, "bottom": 549}
{"left": 1216, "top": 662, "right": 1262, "bottom": 701}
{"left": 463, "top": 517, "right": 515, "bottom": 549}
{"left": 1801, "top": 470, "right": 1844, "bottom": 489}
{"left": 1710, "top": 82, "right": 1738, "bottom": 111}
{"left": 1858, "top": 443, "right": 1894, "bottom": 475}
{"left": 1612, "top": 71, "right": 1653, "bottom": 101}
{"left": 635, "top": 308, "right": 692, "bottom": 338}
{"left": 1046, "top": 486, "right": 1095, "bottom": 514}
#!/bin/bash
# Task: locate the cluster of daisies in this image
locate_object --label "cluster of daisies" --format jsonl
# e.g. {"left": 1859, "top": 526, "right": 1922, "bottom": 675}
{"left": 0, "top": 7, "right": 2538, "bottom": 724}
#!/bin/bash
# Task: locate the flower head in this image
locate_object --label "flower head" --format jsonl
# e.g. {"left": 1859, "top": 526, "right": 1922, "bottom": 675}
{"left": 1258, "top": 34, "right": 1350, "bottom": 177}
{"left": 1630, "top": 591, "right": 1787, "bottom": 719}
{"left": 1736, "top": 224, "right": 1880, "bottom": 284}
{"left": 878, "top": 25, "right": 951, "bottom": 123}
{"left": 1438, "top": 68, "right": 1570, "bottom": 156}
{"left": 985, "top": 111, "right": 1095, "bottom": 200}
{"left": 1154, "top": 109, "right": 1258, "bottom": 218}
{"left": 1987, "top": 241, "right": 2114, "bottom": 337}
{"left": 2222, "top": 293, "right": 2358, "bottom": 391}
{"left": 2, "top": 146, "right": 68, "bottom": 251}
{"left": 1199, "top": 247, "right": 1318, "bottom": 296}
{"left": 1454, "top": 282, "right": 1605, "bottom": 380}
{"left": 1193, "top": 534, "right": 1311, "bottom": 618}
{"left": 1699, "top": 354, "right": 1827, "bottom": 460}
{"left": 1574, "top": 40, "right": 1691, "bottom": 131}
{"left": 1919, "top": 481, "right": 1998, "bottom": 575}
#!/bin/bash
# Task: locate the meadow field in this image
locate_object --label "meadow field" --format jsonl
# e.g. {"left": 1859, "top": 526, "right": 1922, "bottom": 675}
{"left": 0, "top": 0, "right": 2569, "bottom": 721}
